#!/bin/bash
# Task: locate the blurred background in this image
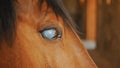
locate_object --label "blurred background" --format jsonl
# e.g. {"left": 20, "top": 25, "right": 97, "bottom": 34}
{"left": 62, "top": 0, "right": 120, "bottom": 68}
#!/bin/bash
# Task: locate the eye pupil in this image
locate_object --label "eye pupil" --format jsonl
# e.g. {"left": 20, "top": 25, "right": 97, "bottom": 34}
{"left": 40, "top": 28, "right": 61, "bottom": 40}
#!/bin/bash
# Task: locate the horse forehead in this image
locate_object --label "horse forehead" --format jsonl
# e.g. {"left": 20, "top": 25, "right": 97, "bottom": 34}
{"left": 16, "top": 0, "right": 46, "bottom": 19}
{"left": 16, "top": 0, "right": 41, "bottom": 11}
{"left": 17, "top": 0, "right": 39, "bottom": 4}
{"left": 16, "top": 0, "right": 57, "bottom": 27}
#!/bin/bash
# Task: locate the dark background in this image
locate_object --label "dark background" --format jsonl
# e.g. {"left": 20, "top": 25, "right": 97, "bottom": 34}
{"left": 62, "top": 0, "right": 120, "bottom": 68}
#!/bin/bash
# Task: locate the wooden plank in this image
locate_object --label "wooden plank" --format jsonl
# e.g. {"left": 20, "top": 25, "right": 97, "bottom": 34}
{"left": 86, "top": 0, "right": 97, "bottom": 41}
{"left": 97, "top": 0, "right": 120, "bottom": 67}
{"left": 106, "top": 0, "right": 111, "bottom": 5}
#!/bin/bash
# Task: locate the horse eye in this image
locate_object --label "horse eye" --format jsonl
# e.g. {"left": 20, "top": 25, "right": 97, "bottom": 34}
{"left": 40, "top": 28, "right": 62, "bottom": 40}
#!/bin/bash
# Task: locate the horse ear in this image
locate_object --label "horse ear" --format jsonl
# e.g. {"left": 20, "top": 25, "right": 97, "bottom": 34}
{"left": 0, "top": 0, "right": 16, "bottom": 47}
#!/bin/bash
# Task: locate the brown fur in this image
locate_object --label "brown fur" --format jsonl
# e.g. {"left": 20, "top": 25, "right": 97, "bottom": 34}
{"left": 0, "top": 0, "right": 97, "bottom": 68}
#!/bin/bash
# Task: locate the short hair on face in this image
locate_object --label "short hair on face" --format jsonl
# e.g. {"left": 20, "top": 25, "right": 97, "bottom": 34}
{"left": 0, "top": 0, "right": 78, "bottom": 47}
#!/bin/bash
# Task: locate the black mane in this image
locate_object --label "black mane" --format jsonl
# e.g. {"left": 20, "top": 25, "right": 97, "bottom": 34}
{"left": 0, "top": 0, "right": 77, "bottom": 47}
{"left": 0, "top": 0, "right": 16, "bottom": 47}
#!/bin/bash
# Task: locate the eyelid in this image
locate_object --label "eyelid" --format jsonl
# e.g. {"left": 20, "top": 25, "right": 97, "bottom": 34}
{"left": 38, "top": 23, "right": 61, "bottom": 31}
{"left": 40, "top": 27, "right": 57, "bottom": 33}
{"left": 39, "top": 26, "right": 62, "bottom": 36}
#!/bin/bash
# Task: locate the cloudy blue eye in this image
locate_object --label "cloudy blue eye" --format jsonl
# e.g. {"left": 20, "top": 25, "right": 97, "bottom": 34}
{"left": 40, "top": 28, "right": 62, "bottom": 40}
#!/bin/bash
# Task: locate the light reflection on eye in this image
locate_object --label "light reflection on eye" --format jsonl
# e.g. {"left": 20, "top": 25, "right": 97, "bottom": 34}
{"left": 40, "top": 28, "right": 62, "bottom": 40}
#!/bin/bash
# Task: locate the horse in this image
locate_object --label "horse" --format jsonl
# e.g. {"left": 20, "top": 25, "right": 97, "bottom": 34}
{"left": 0, "top": 0, "right": 97, "bottom": 68}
